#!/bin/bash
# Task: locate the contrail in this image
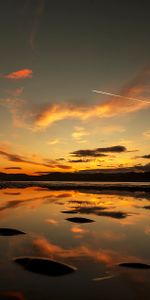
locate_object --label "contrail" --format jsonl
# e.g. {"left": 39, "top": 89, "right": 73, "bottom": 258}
{"left": 92, "top": 89, "right": 150, "bottom": 104}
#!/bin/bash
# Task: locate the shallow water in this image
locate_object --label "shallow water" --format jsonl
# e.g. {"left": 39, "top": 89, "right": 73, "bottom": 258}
{"left": 0, "top": 183, "right": 150, "bottom": 299}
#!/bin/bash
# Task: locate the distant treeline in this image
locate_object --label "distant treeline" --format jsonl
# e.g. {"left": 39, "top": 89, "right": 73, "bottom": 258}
{"left": 0, "top": 171, "right": 150, "bottom": 182}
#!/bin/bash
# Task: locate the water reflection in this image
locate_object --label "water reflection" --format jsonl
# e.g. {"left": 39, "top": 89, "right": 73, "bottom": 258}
{"left": 0, "top": 184, "right": 150, "bottom": 299}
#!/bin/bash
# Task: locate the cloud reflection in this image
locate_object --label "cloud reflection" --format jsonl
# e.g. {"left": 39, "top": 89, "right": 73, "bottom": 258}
{"left": 33, "top": 237, "right": 124, "bottom": 266}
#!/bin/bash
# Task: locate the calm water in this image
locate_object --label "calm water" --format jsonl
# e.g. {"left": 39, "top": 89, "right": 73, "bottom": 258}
{"left": 0, "top": 182, "right": 150, "bottom": 299}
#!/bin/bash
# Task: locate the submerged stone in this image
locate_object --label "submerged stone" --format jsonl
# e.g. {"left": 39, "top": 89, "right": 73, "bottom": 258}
{"left": 14, "top": 257, "right": 77, "bottom": 276}
{"left": 0, "top": 228, "right": 25, "bottom": 236}
{"left": 66, "top": 217, "right": 94, "bottom": 223}
{"left": 118, "top": 262, "right": 150, "bottom": 269}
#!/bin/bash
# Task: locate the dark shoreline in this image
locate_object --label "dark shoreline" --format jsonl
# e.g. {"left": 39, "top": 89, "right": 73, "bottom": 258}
{"left": 0, "top": 171, "right": 150, "bottom": 183}
{"left": 0, "top": 181, "right": 150, "bottom": 192}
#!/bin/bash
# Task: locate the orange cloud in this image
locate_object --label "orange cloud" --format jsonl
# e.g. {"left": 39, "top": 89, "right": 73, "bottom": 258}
{"left": 3, "top": 69, "right": 33, "bottom": 79}
{"left": 34, "top": 65, "right": 150, "bottom": 129}
{"left": 34, "top": 102, "right": 128, "bottom": 129}
{"left": 35, "top": 96, "right": 148, "bottom": 129}
{"left": 8, "top": 95, "right": 149, "bottom": 131}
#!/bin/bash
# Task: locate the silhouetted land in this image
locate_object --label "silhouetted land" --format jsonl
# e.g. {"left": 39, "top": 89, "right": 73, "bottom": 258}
{"left": 0, "top": 171, "right": 150, "bottom": 182}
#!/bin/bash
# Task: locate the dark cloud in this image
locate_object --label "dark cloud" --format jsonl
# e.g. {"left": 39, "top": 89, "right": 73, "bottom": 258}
{"left": 141, "top": 154, "right": 150, "bottom": 159}
{"left": 0, "top": 150, "right": 27, "bottom": 163}
{"left": 71, "top": 151, "right": 108, "bottom": 158}
{"left": 68, "top": 159, "right": 91, "bottom": 163}
{"left": 0, "top": 150, "right": 71, "bottom": 170}
{"left": 75, "top": 152, "right": 107, "bottom": 157}
{"left": 56, "top": 164, "right": 72, "bottom": 170}
{"left": 135, "top": 163, "right": 150, "bottom": 172}
{"left": 71, "top": 145, "right": 127, "bottom": 157}
{"left": 0, "top": 149, "right": 51, "bottom": 167}
{"left": 79, "top": 163, "right": 150, "bottom": 173}
{"left": 44, "top": 158, "right": 72, "bottom": 169}
{"left": 96, "top": 146, "right": 127, "bottom": 152}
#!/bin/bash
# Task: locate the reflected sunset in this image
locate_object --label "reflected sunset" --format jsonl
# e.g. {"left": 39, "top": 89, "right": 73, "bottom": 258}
{"left": 0, "top": 184, "right": 150, "bottom": 299}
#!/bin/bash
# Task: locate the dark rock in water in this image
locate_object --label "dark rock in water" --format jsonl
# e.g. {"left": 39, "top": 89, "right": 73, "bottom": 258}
{"left": 66, "top": 217, "right": 94, "bottom": 223}
{"left": 0, "top": 228, "right": 25, "bottom": 236}
{"left": 14, "top": 257, "right": 77, "bottom": 276}
{"left": 118, "top": 262, "right": 150, "bottom": 269}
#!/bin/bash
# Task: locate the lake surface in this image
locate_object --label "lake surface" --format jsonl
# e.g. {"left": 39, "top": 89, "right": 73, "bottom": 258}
{"left": 0, "top": 182, "right": 150, "bottom": 299}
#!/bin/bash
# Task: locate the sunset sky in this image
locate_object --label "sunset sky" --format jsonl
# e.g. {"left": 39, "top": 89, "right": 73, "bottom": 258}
{"left": 0, "top": 0, "right": 150, "bottom": 175}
